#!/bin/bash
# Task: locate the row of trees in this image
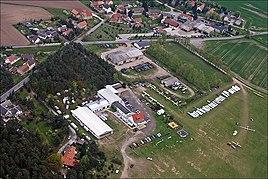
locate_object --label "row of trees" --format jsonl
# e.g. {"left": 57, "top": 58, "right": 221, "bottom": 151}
{"left": 0, "top": 68, "right": 14, "bottom": 95}
{"left": 147, "top": 42, "right": 224, "bottom": 90}
{"left": 30, "top": 43, "right": 116, "bottom": 100}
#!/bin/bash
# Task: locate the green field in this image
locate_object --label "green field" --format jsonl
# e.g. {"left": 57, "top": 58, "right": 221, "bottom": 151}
{"left": 205, "top": 39, "right": 267, "bottom": 89}
{"left": 127, "top": 86, "right": 267, "bottom": 178}
{"left": 214, "top": 0, "right": 268, "bottom": 30}
{"left": 83, "top": 24, "right": 136, "bottom": 41}
{"left": 146, "top": 42, "right": 230, "bottom": 90}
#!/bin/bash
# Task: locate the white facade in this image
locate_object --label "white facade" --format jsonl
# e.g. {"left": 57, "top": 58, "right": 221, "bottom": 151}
{"left": 97, "top": 88, "right": 122, "bottom": 105}
{"left": 71, "top": 106, "right": 113, "bottom": 139}
{"left": 86, "top": 98, "right": 110, "bottom": 112}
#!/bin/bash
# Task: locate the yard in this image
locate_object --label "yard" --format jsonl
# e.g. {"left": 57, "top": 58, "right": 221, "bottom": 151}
{"left": 204, "top": 39, "right": 267, "bottom": 89}
{"left": 214, "top": 0, "right": 268, "bottom": 30}
{"left": 82, "top": 24, "right": 138, "bottom": 41}
{"left": 127, "top": 86, "right": 267, "bottom": 178}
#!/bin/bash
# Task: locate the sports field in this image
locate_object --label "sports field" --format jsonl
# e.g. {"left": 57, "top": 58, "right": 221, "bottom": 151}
{"left": 214, "top": 0, "right": 268, "bottom": 30}
{"left": 127, "top": 85, "right": 267, "bottom": 178}
{"left": 205, "top": 39, "right": 267, "bottom": 89}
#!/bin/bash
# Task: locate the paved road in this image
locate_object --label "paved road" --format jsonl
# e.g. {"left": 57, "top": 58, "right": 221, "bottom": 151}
{"left": 0, "top": 76, "right": 30, "bottom": 102}
{"left": 58, "top": 125, "right": 77, "bottom": 154}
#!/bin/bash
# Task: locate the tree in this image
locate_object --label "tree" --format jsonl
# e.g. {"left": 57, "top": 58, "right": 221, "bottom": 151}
{"left": 48, "top": 153, "right": 62, "bottom": 172}
{"left": 142, "top": 1, "right": 149, "bottom": 12}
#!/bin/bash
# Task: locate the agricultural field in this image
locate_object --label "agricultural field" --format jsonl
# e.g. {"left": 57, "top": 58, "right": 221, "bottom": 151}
{"left": 204, "top": 39, "right": 267, "bottom": 89}
{"left": 214, "top": 0, "right": 268, "bottom": 30}
{"left": 127, "top": 85, "right": 267, "bottom": 178}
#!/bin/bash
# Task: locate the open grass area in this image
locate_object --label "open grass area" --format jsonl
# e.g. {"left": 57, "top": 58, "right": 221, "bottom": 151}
{"left": 205, "top": 39, "right": 268, "bottom": 89}
{"left": 83, "top": 24, "right": 137, "bottom": 41}
{"left": 43, "top": 7, "right": 68, "bottom": 20}
{"left": 214, "top": 0, "right": 268, "bottom": 30}
{"left": 127, "top": 86, "right": 267, "bottom": 178}
{"left": 12, "top": 45, "right": 60, "bottom": 54}
{"left": 252, "top": 34, "right": 268, "bottom": 47}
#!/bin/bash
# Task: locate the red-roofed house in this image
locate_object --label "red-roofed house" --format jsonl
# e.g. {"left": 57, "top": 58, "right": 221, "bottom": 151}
{"left": 62, "top": 29, "right": 71, "bottom": 36}
{"left": 5, "top": 55, "right": 21, "bottom": 65}
{"left": 191, "top": 1, "right": 196, "bottom": 7}
{"left": 197, "top": 4, "right": 205, "bottom": 12}
{"left": 134, "top": 17, "right": 142, "bottom": 23}
{"left": 180, "top": 13, "right": 194, "bottom": 21}
{"left": 132, "top": 112, "right": 145, "bottom": 124}
{"left": 207, "top": 8, "right": 215, "bottom": 14}
{"left": 77, "top": 21, "right": 87, "bottom": 29}
{"left": 82, "top": 11, "right": 93, "bottom": 20}
{"left": 71, "top": 9, "right": 79, "bottom": 16}
{"left": 17, "top": 59, "right": 35, "bottom": 75}
{"left": 105, "top": 0, "right": 113, "bottom": 5}
{"left": 163, "top": 18, "right": 179, "bottom": 28}
{"left": 62, "top": 146, "right": 78, "bottom": 167}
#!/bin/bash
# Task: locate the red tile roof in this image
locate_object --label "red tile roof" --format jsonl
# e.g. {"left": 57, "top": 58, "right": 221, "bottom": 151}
{"left": 5, "top": 55, "right": 16, "bottom": 63}
{"left": 61, "top": 146, "right": 76, "bottom": 167}
{"left": 78, "top": 21, "right": 87, "bottom": 28}
{"left": 191, "top": 1, "right": 196, "bottom": 7}
{"left": 163, "top": 18, "right": 179, "bottom": 27}
{"left": 132, "top": 112, "right": 144, "bottom": 123}
{"left": 135, "top": 17, "right": 142, "bottom": 23}
{"left": 17, "top": 63, "right": 29, "bottom": 75}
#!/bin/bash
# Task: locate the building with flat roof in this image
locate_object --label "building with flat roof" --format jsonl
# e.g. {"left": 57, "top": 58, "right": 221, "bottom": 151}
{"left": 71, "top": 106, "right": 113, "bottom": 139}
{"left": 85, "top": 98, "right": 110, "bottom": 112}
{"left": 106, "top": 48, "right": 143, "bottom": 65}
{"left": 97, "top": 87, "right": 122, "bottom": 105}
{"left": 161, "top": 76, "right": 179, "bottom": 87}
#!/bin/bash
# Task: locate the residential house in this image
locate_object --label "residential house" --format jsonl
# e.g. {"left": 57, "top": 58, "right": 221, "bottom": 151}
{"left": 77, "top": 21, "right": 87, "bottom": 29}
{"left": 197, "top": 4, "right": 205, "bottom": 12}
{"left": 91, "top": 1, "right": 104, "bottom": 12}
{"left": 61, "top": 146, "right": 78, "bottom": 167}
{"left": 0, "top": 100, "right": 22, "bottom": 118}
{"left": 27, "top": 35, "right": 41, "bottom": 44}
{"left": 110, "top": 13, "right": 123, "bottom": 23}
{"left": 4, "top": 55, "right": 20, "bottom": 65}
{"left": 17, "top": 59, "right": 35, "bottom": 75}
{"left": 148, "top": 10, "right": 161, "bottom": 20}
{"left": 9, "top": 67, "right": 18, "bottom": 74}
{"left": 163, "top": 18, "right": 179, "bottom": 28}
{"left": 103, "top": 4, "right": 112, "bottom": 13}
{"left": 82, "top": 11, "right": 93, "bottom": 20}
{"left": 62, "top": 29, "right": 72, "bottom": 36}
{"left": 105, "top": 0, "right": 113, "bottom": 5}
{"left": 134, "top": 17, "right": 142, "bottom": 23}
{"left": 133, "top": 7, "right": 144, "bottom": 15}
{"left": 116, "top": 4, "right": 125, "bottom": 14}
{"left": 133, "top": 41, "right": 150, "bottom": 49}
{"left": 21, "top": 54, "right": 33, "bottom": 61}
{"left": 179, "top": 13, "right": 194, "bottom": 21}
{"left": 211, "top": 23, "right": 228, "bottom": 33}
{"left": 163, "top": 12, "right": 175, "bottom": 19}
{"left": 131, "top": 112, "right": 145, "bottom": 126}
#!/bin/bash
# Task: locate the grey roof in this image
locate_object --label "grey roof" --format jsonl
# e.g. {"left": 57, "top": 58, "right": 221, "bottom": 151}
{"left": 161, "top": 76, "right": 178, "bottom": 86}
{"left": 112, "top": 101, "right": 131, "bottom": 115}
{"left": 134, "top": 41, "right": 149, "bottom": 47}
{"left": 211, "top": 23, "right": 228, "bottom": 31}
{"left": 106, "top": 48, "right": 143, "bottom": 64}
{"left": 0, "top": 106, "right": 8, "bottom": 116}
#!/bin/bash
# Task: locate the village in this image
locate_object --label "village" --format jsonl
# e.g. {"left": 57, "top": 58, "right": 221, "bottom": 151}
{"left": 0, "top": 0, "right": 267, "bottom": 178}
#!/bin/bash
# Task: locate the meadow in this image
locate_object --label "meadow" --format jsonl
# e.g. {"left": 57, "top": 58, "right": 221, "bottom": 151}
{"left": 214, "top": 0, "right": 268, "bottom": 30}
{"left": 127, "top": 85, "right": 267, "bottom": 178}
{"left": 205, "top": 39, "right": 267, "bottom": 89}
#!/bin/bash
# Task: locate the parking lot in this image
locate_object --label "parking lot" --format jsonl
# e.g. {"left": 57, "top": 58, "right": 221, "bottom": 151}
{"left": 120, "top": 88, "right": 156, "bottom": 134}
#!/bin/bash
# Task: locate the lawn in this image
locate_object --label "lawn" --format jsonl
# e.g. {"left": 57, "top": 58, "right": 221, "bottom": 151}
{"left": 127, "top": 86, "right": 267, "bottom": 178}
{"left": 213, "top": 0, "right": 268, "bottom": 30}
{"left": 12, "top": 45, "right": 60, "bottom": 54}
{"left": 204, "top": 39, "right": 268, "bottom": 89}
{"left": 146, "top": 42, "right": 230, "bottom": 90}
{"left": 83, "top": 24, "right": 137, "bottom": 41}
{"left": 84, "top": 44, "right": 117, "bottom": 53}
{"left": 252, "top": 34, "right": 268, "bottom": 47}
{"left": 43, "top": 7, "right": 68, "bottom": 20}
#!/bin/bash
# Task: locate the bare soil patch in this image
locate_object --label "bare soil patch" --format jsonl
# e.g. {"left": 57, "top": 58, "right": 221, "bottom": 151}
{"left": 0, "top": 3, "right": 53, "bottom": 46}
{"left": 1, "top": 0, "right": 90, "bottom": 10}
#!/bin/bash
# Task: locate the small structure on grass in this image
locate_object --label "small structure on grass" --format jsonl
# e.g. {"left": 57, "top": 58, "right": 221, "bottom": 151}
{"left": 177, "top": 129, "right": 188, "bottom": 138}
{"left": 168, "top": 121, "right": 178, "bottom": 129}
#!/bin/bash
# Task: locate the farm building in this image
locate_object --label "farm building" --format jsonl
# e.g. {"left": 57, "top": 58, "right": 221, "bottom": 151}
{"left": 106, "top": 48, "right": 143, "bottom": 65}
{"left": 85, "top": 98, "right": 110, "bottom": 112}
{"left": 133, "top": 41, "right": 150, "bottom": 49}
{"left": 71, "top": 106, "right": 113, "bottom": 139}
{"left": 163, "top": 18, "right": 179, "bottom": 28}
{"left": 161, "top": 76, "right": 179, "bottom": 86}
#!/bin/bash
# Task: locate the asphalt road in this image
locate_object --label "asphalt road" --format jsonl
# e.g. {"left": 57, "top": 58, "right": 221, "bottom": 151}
{"left": 0, "top": 76, "right": 30, "bottom": 102}
{"left": 58, "top": 125, "right": 77, "bottom": 154}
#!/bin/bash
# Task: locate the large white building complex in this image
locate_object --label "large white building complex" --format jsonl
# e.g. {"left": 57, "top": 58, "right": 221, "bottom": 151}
{"left": 71, "top": 106, "right": 113, "bottom": 139}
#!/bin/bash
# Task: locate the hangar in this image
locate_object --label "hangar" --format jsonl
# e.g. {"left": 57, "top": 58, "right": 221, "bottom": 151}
{"left": 106, "top": 48, "right": 143, "bottom": 65}
{"left": 71, "top": 106, "right": 113, "bottom": 139}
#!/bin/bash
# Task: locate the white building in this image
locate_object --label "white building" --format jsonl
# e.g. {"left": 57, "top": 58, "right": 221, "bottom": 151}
{"left": 97, "top": 87, "right": 122, "bottom": 105}
{"left": 85, "top": 98, "right": 110, "bottom": 112}
{"left": 71, "top": 106, "right": 113, "bottom": 139}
